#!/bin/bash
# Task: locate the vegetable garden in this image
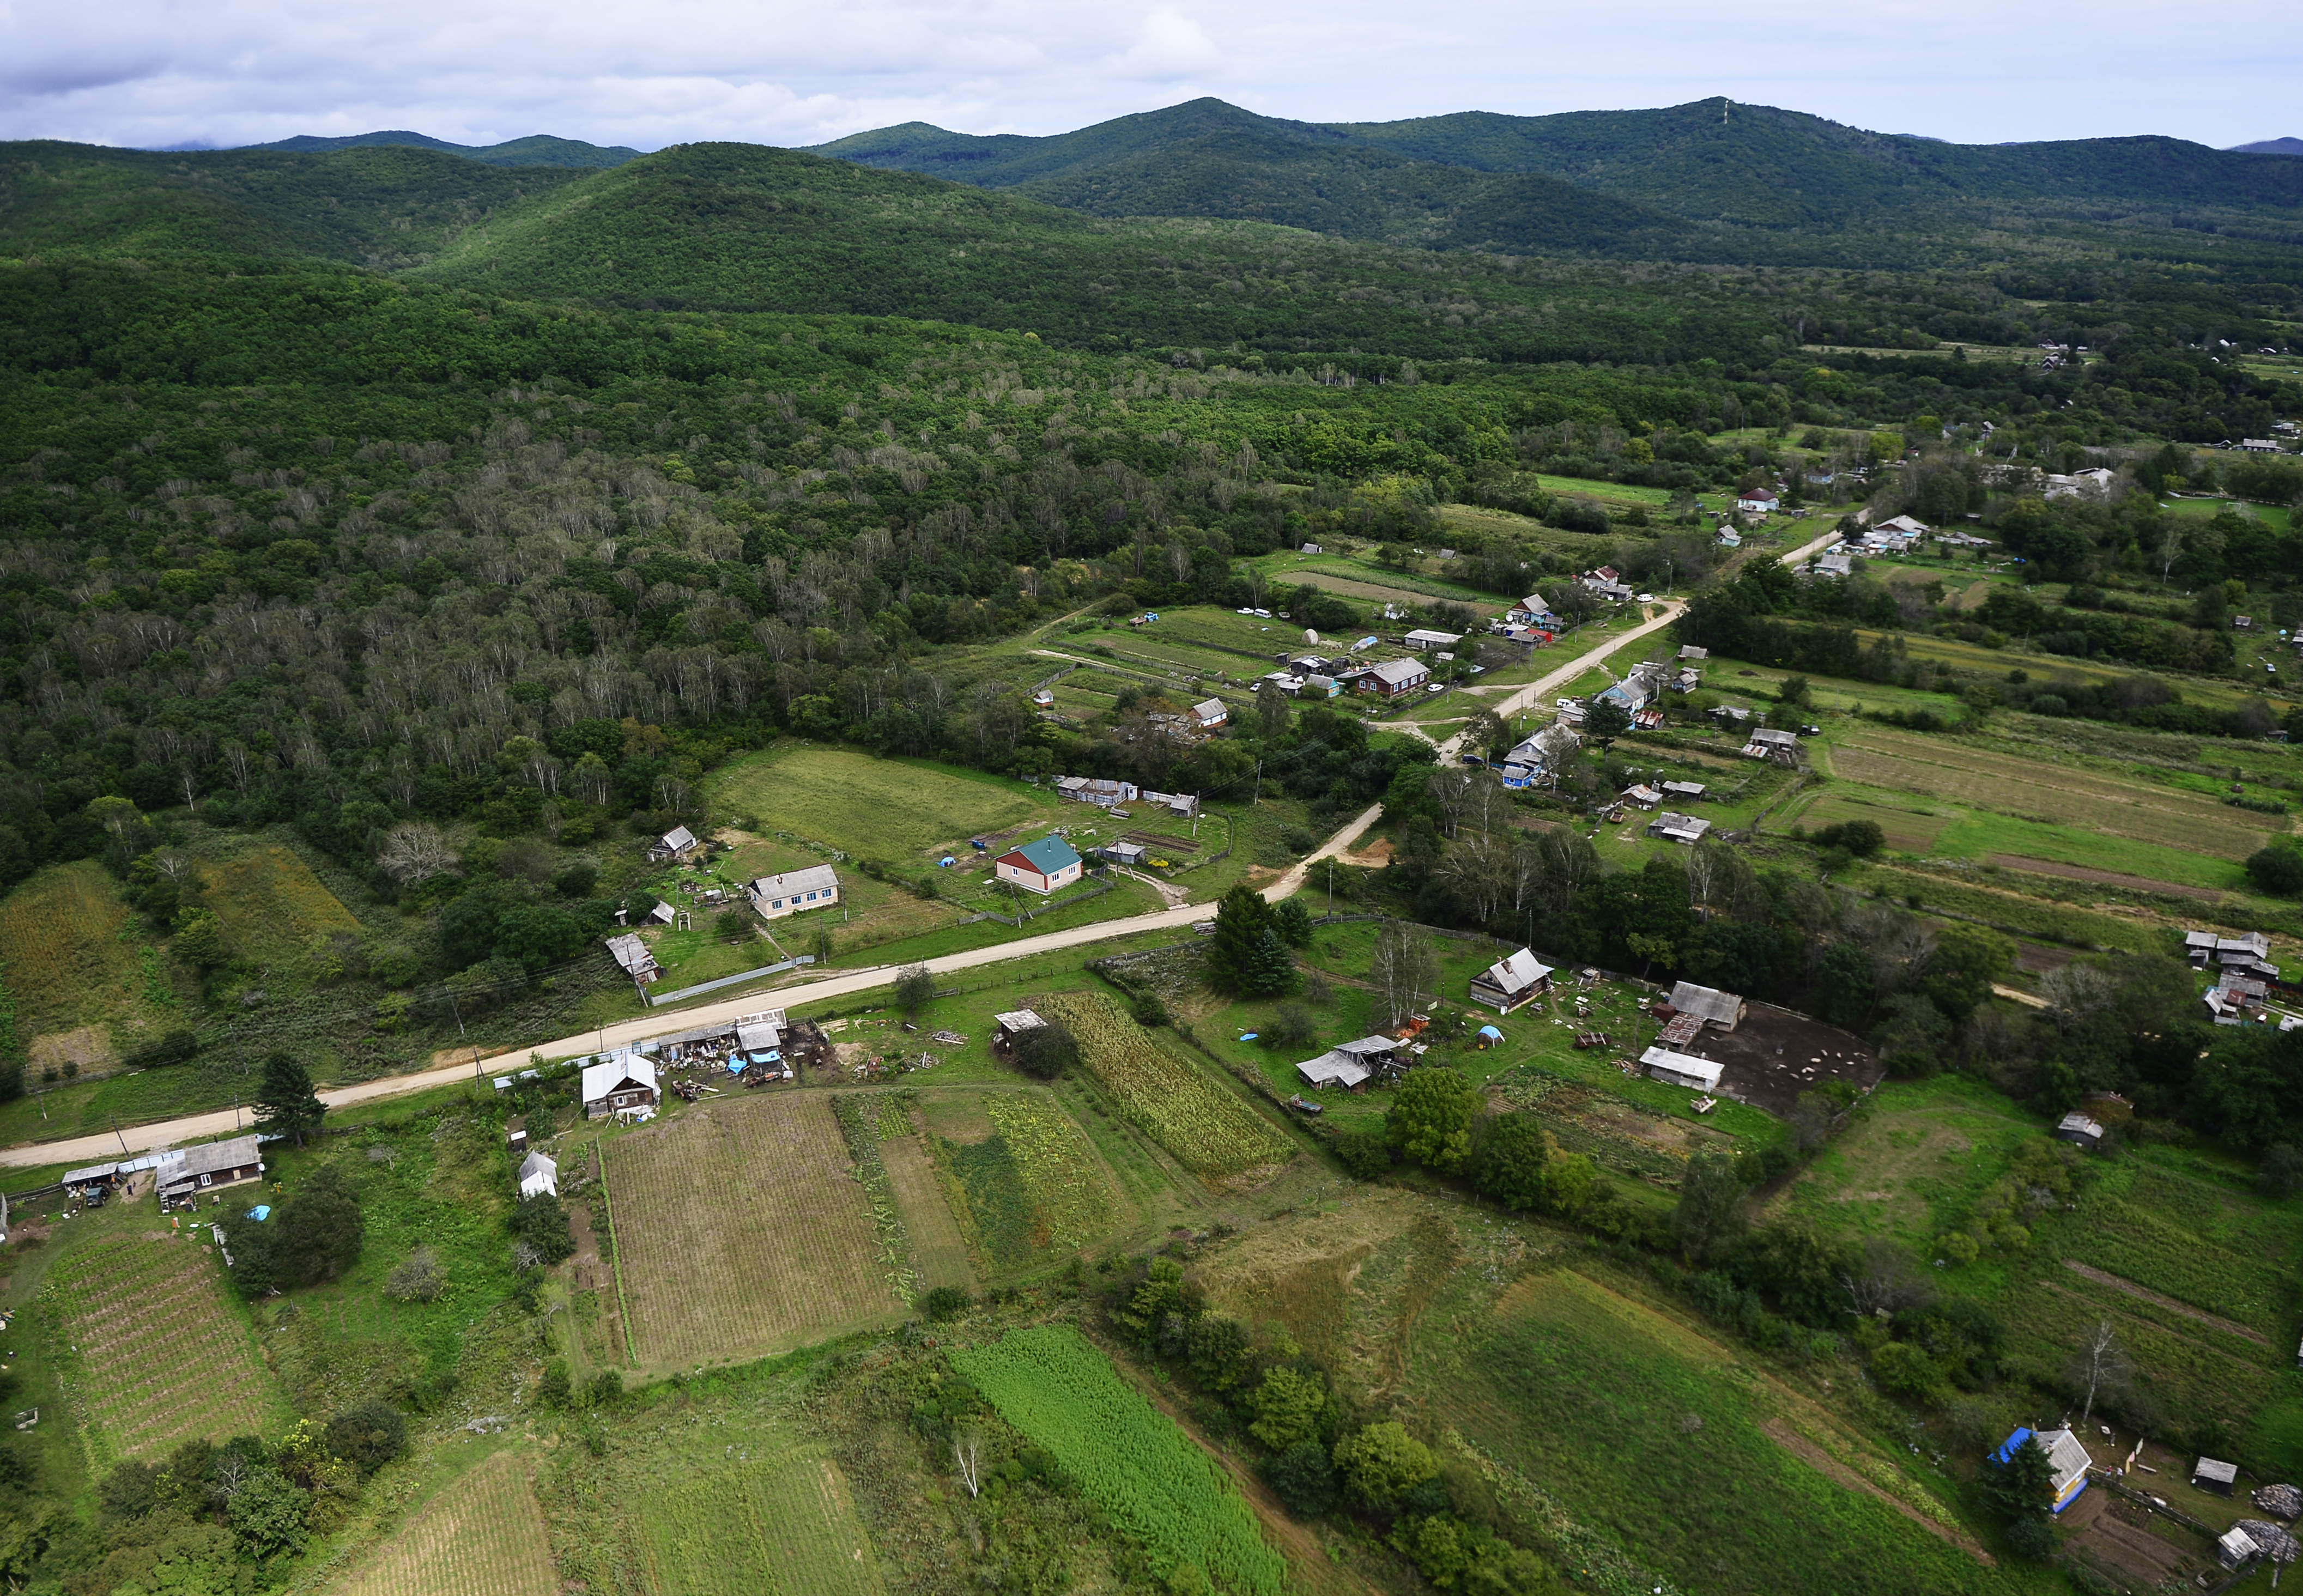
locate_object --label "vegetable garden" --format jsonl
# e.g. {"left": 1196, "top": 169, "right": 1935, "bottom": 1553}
{"left": 948, "top": 1326, "right": 1288, "bottom": 1596}
{"left": 339, "top": 1449, "right": 559, "bottom": 1596}
{"left": 1037, "top": 993, "right": 1293, "bottom": 1180}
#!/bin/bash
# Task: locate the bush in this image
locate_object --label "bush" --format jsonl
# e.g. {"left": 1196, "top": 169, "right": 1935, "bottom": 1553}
{"left": 324, "top": 1400, "right": 409, "bottom": 1476}
{"left": 2261, "top": 1143, "right": 2303, "bottom": 1198}
{"left": 552, "top": 862, "right": 598, "bottom": 897}
{"left": 1332, "top": 1421, "right": 1438, "bottom": 1512}
{"left": 1130, "top": 990, "right": 1171, "bottom": 1027}
{"left": 2246, "top": 842, "right": 2303, "bottom": 896}
{"left": 894, "top": 964, "right": 936, "bottom": 1015}
{"left": 922, "top": 1285, "right": 972, "bottom": 1321}
{"left": 587, "top": 1370, "right": 622, "bottom": 1407}
{"left": 1811, "top": 820, "right": 1886, "bottom": 857}
{"left": 1010, "top": 1017, "right": 1080, "bottom": 1080}
{"left": 714, "top": 906, "right": 754, "bottom": 939}
{"left": 1334, "top": 1129, "right": 1393, "bottom": 1179}
{"left": 508, "top": 1192, "right": 576, "bottom": 1266}
{"left": 1470, "top": 1112, "right": 1550, "bottom": 1210}
{"left": 2003, "top": 1515, "right": 2054, "bottom": 1561}
{"left": 538, "top": 1358, "right": 572, "bottom": 1408}
{"left": 384, "top": 1247, "right": 446, "bottom": 1303}
{"left": 1262, "top": 1440, "right": 1338, "bottom": 1517}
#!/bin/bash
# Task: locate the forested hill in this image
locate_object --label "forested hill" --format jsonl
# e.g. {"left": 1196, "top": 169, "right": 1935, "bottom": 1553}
{"left": 817, "top": 96, "right": 2303, "bottom": 239}
{"left": 250, "top": 130, "right": 644, "bottom": 169}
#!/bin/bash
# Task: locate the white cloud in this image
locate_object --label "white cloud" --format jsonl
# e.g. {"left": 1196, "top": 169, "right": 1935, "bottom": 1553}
{"left": 0, "top": 0, "right": 2292, "bottom": 153}
{"left": 1117, "top": 9, "right": 1221, "bottom": 80}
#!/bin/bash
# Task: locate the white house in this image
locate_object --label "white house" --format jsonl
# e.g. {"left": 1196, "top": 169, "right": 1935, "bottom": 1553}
{"left": 1191, "top": 697, "right": 1229, "bottom": 730}
{"left": 993, "top": 835, "right": 1084, "bottom": 895}
{"left": 581, "top": 1055, "right": 660, "bottom": 1121}
{"left": 748, "top": 864, "right": 842, "bottom": 920}
{"left": 518, "top": 1150, "right": 559, "bottom": 1200}
{"left": 647, "top": 824, "right": 704, "bottom": 863}
{"left": 1736, "top": 490, "right": 1780, "bottom": 514}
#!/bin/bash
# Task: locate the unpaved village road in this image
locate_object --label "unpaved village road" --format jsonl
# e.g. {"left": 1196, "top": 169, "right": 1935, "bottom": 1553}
{"left": 0, "top": 584, "right": 1710, "bottom": 1168}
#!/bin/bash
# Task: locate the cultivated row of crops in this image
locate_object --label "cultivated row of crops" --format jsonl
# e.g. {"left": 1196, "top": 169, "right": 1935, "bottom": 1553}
{"left": 984, "top": 1093, "right": 1114, "bottom": 1252}
{"left": 340, "top": 1450, "right": 559, "bottom": 1596}
{"left": 949, "top": 1326, "right": 1287, "bottom": 1596}
{"left": 1038, "top": 992, "right": 1292, "bottom": 1178}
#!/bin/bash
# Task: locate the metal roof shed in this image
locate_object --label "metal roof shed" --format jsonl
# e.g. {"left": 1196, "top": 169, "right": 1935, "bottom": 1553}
{"left": 1641, "top": 1047, "right": 1725, "bottom": 1091}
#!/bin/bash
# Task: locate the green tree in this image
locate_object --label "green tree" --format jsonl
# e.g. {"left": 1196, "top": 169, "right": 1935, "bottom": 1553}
{"left": 1261, "top": 1440, "right": 1337, "bottom": 1517}
{"left": 1470, "top": 1112, "right": 1550, "bottom": 1210}
{"left": 1816, "top": 941, "right": 1876, "bottom": 1026}
{"left": 1334, "top": 1128, "right": 1393, "bottom": 1179}
{"left": 1245, "top": 929, "right": 1296, "bottom": 996}
{"left": 508, "top": 1192, "right": 576, "bottom": 1265}
{"left": 1010, "top": 1016, "right": 1078, "bottom": 1079}
{"left": 1583, "top": 698, "right": 1631, "bottom": 742}
{"left": 1387, "top": 1069, "right": 1479, "bottom": 1173}
{"left": 171, "top": 906, "right": 227, "bottom": 971}
{"left": 1247, "top": 1367, "right": 1326, "bottom": 1451}
{"left": 273, "top": 1166, "right": 363, "bottom": 1285}
{"left": 1204, "top": 883, "right": 1276, "bottom": 994}
{"left": 1113, "top": 1258, "right": 1190, "bottom": 1349}
{"left": 1919, "top": 923, "right": 2014, "bottom": 1021}
{"left": 1332, "top": 1421, "right": 1439, "bottom": 1512}
{"left": 254, "top": 1051, "right": 325, "bottom": 1146}
{"left": 1272, "top": 897, "right": 1314, "bottom": 947}
{"left": 1255, "top": 678, "right": 1293, "bottom": 742}
{"left": 2246, "top": 842, "right": 2303, "bottom": 896}
{"left": 227, "top": 1466, "right": 310, "bottom": 1558}
{"left": 324, "top": 1401, "right": 408, "bottom": 1476}
{"left": 1986, "top": 1434, "right": 2057, "bottom": 1524}
{"left": 1186, "top": 1316, "right": 1253, "bottom": 1393}
{"left": 1673, "top": 1149, "right": 1750, "bottom": 1264}
{"left": 893, "top": 964, "right": 936, "bottom": 1015}
{"left": 1776, "top": 675, "right": 1811, "bottom": 706}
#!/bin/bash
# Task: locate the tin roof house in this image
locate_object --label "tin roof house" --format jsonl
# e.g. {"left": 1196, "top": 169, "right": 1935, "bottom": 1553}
{"left": 748, "top": 864, "right": 841, "bottom": 920}
{"left": 647, "top": 824, "right": 704, "bottom": 863}
{"left": 157, "top": 1136, "right": 266, "bottom": 1211}
{"left": 518, "top": 1150, "right": 559, "bottom": 1200}
{"left": 582, "top": 1055, "right": 660, "bottom": 1122}
{"left": 1995, "top": 1428, "right": 2093, "bottom": 1513}
{"left": 1470, "top": 948, "right": 1554, "bottom": 1014}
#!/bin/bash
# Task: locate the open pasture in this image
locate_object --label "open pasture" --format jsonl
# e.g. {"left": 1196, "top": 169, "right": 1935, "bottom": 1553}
{"left": 1036, "top": 991, "right": 1294, "bottom": 1181}
{"left": 712, "top": 748, "right": 1058, "bottom": 862}
{"left": 46, "top": 1231, "right": 280, "bottom": 1465}
{"left": 1822, "top": 725, "right": 2284, "bottom": 860}
{"left": 336, "top": 1449, "right": 558, "bottom": 1596}
{"left": 950, "top": 1326, "right": 1288, "bottom": 1596}
{"left": 198, "top": 841, "right": 363, "bottom": 969}
{"left": 1777, "top": 789, "right": 1952, "bottom": 853}
{"left": 604, "top": 1094, "right": 901, "bottom": 1366}
{"left": 0, "top": 860, "right": 180, "bottom": 1046}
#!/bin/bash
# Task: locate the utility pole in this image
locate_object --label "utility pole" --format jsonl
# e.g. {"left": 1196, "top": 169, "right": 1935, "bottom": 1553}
{"left": 110, "top": 1114, "right": 128, "bottom": 1156}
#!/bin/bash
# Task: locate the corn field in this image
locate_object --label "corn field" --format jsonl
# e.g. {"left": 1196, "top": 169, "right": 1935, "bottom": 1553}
{"left": 950, "top": 1326, "right": 1288, "bottom": 1596}
{"left": 1038, "top": 992, "right": 1292, "bottom": 1178}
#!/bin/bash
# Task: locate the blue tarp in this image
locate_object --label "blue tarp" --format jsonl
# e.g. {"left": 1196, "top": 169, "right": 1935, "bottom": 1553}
{"left": 728, "top": 1060, "right": 746, "bottom": 1073}
{"left": 1238, "top": 1033, "right": 1258, "bottom": 1041}
{"left": 939, "top": 856, "right": 956, "bottom": 867}
{"left": 247, "top": 1206, "right": 270, "bottom": 1222}
{"left": 1478, "top": 1025, "right": 1504, "bottom": 1040}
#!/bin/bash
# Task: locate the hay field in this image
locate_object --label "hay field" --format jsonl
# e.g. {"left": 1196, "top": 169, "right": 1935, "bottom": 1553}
{"left": 198, "top": 842, "right": 362, "bottom": 968}
{"left": 47, "top": 1232, "right": 280, "bottom": 1464}
{"left": 712, "top": 748, "right": 1058, "bottom": 861}
{"left": 1823, "top": 725, "right": 2284, "bottom": 859}
{"left": 1778, "top": 791, "right": 1951, "bottom": 853}
{"left": 336, "top": 1450, "right": 557, "bottom": 1596}
{"left": 929, "top": 1089, "right": 1118, "bottom": 1277}
{"left": 0, "top": 860, "right": 177, "bottom": 1043}
{"left": 604, "top": 1094, "right": 901, "bottom": 1366}
{"left": 640, "top": 1439, "right": 886, "bottom": 1596}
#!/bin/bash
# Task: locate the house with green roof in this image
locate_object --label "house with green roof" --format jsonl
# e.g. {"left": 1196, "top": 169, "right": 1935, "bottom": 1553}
{"left": 994, "top": 834, "right": 1084, "bottom": 895}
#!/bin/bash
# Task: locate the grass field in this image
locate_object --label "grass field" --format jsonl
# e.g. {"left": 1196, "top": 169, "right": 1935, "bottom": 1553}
{"left": 1036, "top": 991, "right": 1295, "bottom": 1181}
{"left": 1769, "top": 1076, "right": 2045, "bottom": 1252}
{"left": 336, "top": 1449, "right": 559, "bottom": 1596}
{"left": 923, "top": 1089, "right": 1118, "bottom": 1277}
{"left": 950, "top": 1326, "right": 1288, "bottom": 1596}
{"left": 0, "top": 860, "right": 185, "bottom": 1055}
{"left": 44, "top": 1231, "right": 280, "bottom": 1466}
{"left": 604, "top": 1094, "right": 901, "bottom": 1366}
{"left": 638, "top": 1434, "right": 886, "bottom": 1596}
{"left": 198, "top": 841, "right": 363, "bottom": 972}
{"left": 712, "top": 748, "right": 1060, "bottom": 863}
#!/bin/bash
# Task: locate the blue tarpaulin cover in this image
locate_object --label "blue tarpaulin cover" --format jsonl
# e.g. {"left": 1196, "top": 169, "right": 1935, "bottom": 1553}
{"left": 247, "top": 1206, "right": 271, "bottom": 1221}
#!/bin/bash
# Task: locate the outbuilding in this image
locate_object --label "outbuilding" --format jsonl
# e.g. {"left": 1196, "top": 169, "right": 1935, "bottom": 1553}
{"left": 2197, "top": 1457, "right": 2241, "bottom": 1497}
{"left": 647, "top": 824, "right": 704, "bottom": 863}
{"left": 1641, "top": 1047, "right": 1725, "bottom": 1092}
{"left": 1665, "top": 981, "right": 1746, "bottom": 1031}
{"left": 1295, "top": 1052, "right": 1372, "bottom": 1090}
{"left": 1101, "top": 840, "right": 1150, "bottom": 867}
{"left": 2055, "top": 1112, "right": 2106, "bottom": 1149}
{"left": 1470, "top": 948, "right": 1554, "bottom": 1014}
{"left": 2219, "top": 1528, "right": 2260, "bottom": 1570}
{"left": 604, "top": 932, "right": 662, "bottom": 986}
{"left": 506, "top": 1118, "right": 529, "bottom": 1155}
{"left": 1403, "top": 629, "right": 1465, "bottom": 651}
{"left": 581, "top": 1055, "right": 660, "bottom": 1122}
{"left": 518, "top": 1150, "right": 559, "bottom": 1200}
{"left": 992, "top": 1011, "right": 1046, "bottom": 1055}
{"left": 993, "top": 835, "right": 1084, "bottom": 895}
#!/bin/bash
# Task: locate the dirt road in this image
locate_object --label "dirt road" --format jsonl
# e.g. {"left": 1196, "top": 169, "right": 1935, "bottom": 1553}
{"left": 1430, "top": 600, "right": 1685, "bottom": 761}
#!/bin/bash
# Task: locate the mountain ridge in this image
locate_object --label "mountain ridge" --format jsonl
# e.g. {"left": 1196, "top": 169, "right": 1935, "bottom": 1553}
{"left": 249, "top": 129, "right": 641, "bottom": 168}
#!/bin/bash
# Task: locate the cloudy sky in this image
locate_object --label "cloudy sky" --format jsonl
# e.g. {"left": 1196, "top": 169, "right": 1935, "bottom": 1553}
{"left": 2, "top": 0, "right": 2293, "bottom": 154}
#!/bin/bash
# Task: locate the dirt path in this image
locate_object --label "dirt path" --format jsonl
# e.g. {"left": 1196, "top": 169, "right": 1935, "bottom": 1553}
{"left": 1432, "top": 601, "right": 1686, "bottom": 762}
{"left": 1991, "top": 983, "right": 2047, "bottom": 1010}
{"left": 2061, "top": 1259, "right": 2270, "bottom": 1344}
{"left": 1760, "top": 1418, "right": 1995, "bottom": 1564}
{"left": 1989, "top": 854, "right": 2223, "bottom": 901}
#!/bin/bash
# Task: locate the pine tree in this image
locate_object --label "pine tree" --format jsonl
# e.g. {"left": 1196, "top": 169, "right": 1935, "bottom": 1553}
{"left": 254, "top": 1051, "right": 325, "bottom": 1146}
{"left": 1246, "top": 929, "right": 1296, "bottom": 996}
{"left": 1203, "top": 884, "right": 1274, "bottom": 994}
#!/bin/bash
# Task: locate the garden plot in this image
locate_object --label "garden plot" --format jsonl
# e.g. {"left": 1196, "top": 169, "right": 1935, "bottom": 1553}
{"left": 1036, "top": 992, "right": 1294, "bottom": 1182}
{"left": 336, "top": 1449, "right": 558, "bottom": 1596}
{"left": 927, "top": 1089, "right": 1119, "bottom": 1277}
{"left": 639, "top": 1439, "right": 886, "bottom": 1596}
{"left": 46, "top": 1231, "right": 280, "bottom": 1465}
{"left": 604, "top": 1094, "right": 901, "bottom": 1366}
{"left": 1823, "top": 726, "right": 2284, "bottom": 860}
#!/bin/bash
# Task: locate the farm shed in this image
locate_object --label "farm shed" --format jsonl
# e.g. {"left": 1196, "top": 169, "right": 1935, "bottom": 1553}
{"left": 62, "top": 1162, "right": 119, "bottom": 1200}
{"left": 1471, "top": 947, "right": 1554, "bottom": 1014}
{"left": 1403, "top": 629, "right": 1464, "bottom": 651}
{"left": 1647, "top": 811, "right": 1711, "bottom": 845}
{"left": 2197, "top": 1457, "right": 2241, "bottom": 1496}
{"left": 1743, "top": 729, "right": 1801, "bottom": 762}
{"left": 747, "top": 864, "right": 841, "bottom": 920}
{"left": 1622, "top": 784, "right": 1662, "bottom": 810}
{"left": 647, "top": 825, "right": 704, "bottom": 863}
{"left": 1665, "top": 982, "right": 1746, "bottom": 1031}
{"left": 1641, "top": 1047, "right": 1725, "bottom": 1092}
{"left": 992, "top": 1010, "right": 1047, "bottom": 1055}
{"left": 1141, "top": 789, "right": 1201, "bottom": 818}
{"left": 737, "top": 1017, "right": 783, "bottom": 1053}
{"left": 994, "top": 835, "right": 1084, "bottom": 895}
{"left": 647, "top": 901, "right": 677, "bottom": 925}
{"left": 1100, "top": 840, "right": 1149, "bottom": 866}
{"left": 2219, "top": 1528, "right": 2259, "bottom": 1570}
{"left": 1055, "top": 775, "right": 1140, "bottom": 806}
{"left": 604, "top": 932, "right": 662, "bottom": 985}
{"left": 582, "top": 1056, "right": 660, "bottom": 1122}
{"left": 157, "top": 1136, "right": 265, "bottom": 1211}
{"left": 518, "top": 1150, "right": 558, "bottom": 1200}
{"left": 1993, "top": 1428, "right": 2093, "bottom": 1512}
{"left": 1678, "top": 646, "right": 1708, "bottom": 662}
{"left": 1295, "top": 1052, "right": 1372, "bottom": 1090}
{"left": 2055, "top": 1112, "right": 2106, "bottom": 1148}
{"left": 1660, "top": 780, "right": 1707, "bottom": 802}
{"left": 506, "top": 1118, "right": 528, "bottom": 1154}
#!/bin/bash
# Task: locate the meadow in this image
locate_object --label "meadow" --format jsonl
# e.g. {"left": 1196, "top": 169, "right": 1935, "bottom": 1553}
{"left": 0, "top": 860, "right": 185, "bottom": 1061}
{"left": 43, "top": 1230, "right": 281, "bottom": 1467}
{"left": 198, "top": 840, "right": 365, "bottom": 973}
{"left": 335, "top": 1449, "right": 560, "bottom": 1596}
{"left": 604, "top": 1094, "right": 902, "bottom": 1367}
{"left": 948, "top": 1326, "right": 1289, "bottom": 1596}
{"left": 712, "top": 748, "right": 1062, "bottom": 864}
{"left": 1035, "top": 991, "right": 1296, "bottom": 1181}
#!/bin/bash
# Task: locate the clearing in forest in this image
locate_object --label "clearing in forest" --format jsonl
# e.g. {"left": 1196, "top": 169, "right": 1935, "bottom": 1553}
{"left": 46, "top": 1231, "right": 280, "bottom": 1465}
{"left": 712, "top": 748, "right": 1056, "bottom": 860}
{"left": 197, "top": 842, "right": 364, "bottom": 969}
{"left": 335, "top": 1448, "right": 557, "bottom": 1596}
{"left": 0, "top": 860, "right": 181, "bottom": 1043}
{"left": 605, "top": 1094, "right": 900, "bottom": 1366}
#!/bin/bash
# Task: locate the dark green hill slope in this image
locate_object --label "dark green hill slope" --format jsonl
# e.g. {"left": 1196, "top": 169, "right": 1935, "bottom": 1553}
{"left": 0, "top": 142, "right": 585, "bottom": 266}
{"left": 252, "top": 130, "right": 643, "bottom": 168}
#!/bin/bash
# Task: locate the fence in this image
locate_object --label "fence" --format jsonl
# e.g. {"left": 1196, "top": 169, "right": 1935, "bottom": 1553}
{"left": 646, "top": 955, "right": 818, "bottom": 1007}
{"left": 958, "top": 877, "right": 1116, "bottom": 929}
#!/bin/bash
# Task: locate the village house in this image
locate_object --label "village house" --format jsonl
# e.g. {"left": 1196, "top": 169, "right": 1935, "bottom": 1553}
{"left": 2185, "top": 929, "right": 2278, "bottom": 981}
{"left": 994, "top": 835, "right": 1085, "bottom": 895}
{"left": 1356, "top": 658, "right": 1432, "bottom": 699}
{"left": 604, "top": 932, "right": 662, "bottom": 986}
{"left": 518, "top": 1150, "right": 559, "bottom": 1200}
{"left": 583, "top": 1055, "right": 660, "bottom": 1121}
{"left": 157, "top": 1136, "right": 266, "bottom": 1211}
{"left": 1498, "top": 724, "right": 1581, "bottom": 790}
{"left": 1470, "top": 947, "right": 1554, "bottom": 1014}
{"left": 1622, "top": 784, "right": 1662, "bottom": 810}
{"left": 1995, "top": 1428, "right": 2093, "bottom": 1513}
{"left": 1593, "top": 660, "right": 1674, "bottom": 715}
{"left": 1814, "top": 551, "right": 1853, "bottom": 579}
{"left": 747, "top": 864, "right": 842, "bottom": 920}
{"left": 646, "top": 824, "right": 705, "bottom": 864}
{"left": 1508, "top": 594, "right": 1561, "bottom": 628}
{"left": 1735, "top": 489, "right": 1780, "bottom": 514}
{"left": 1744, "top": 727, "right": 1802, "bottom": 762}
{"left": 1190, "top": 697, "right": 1229, "bottom": 730}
